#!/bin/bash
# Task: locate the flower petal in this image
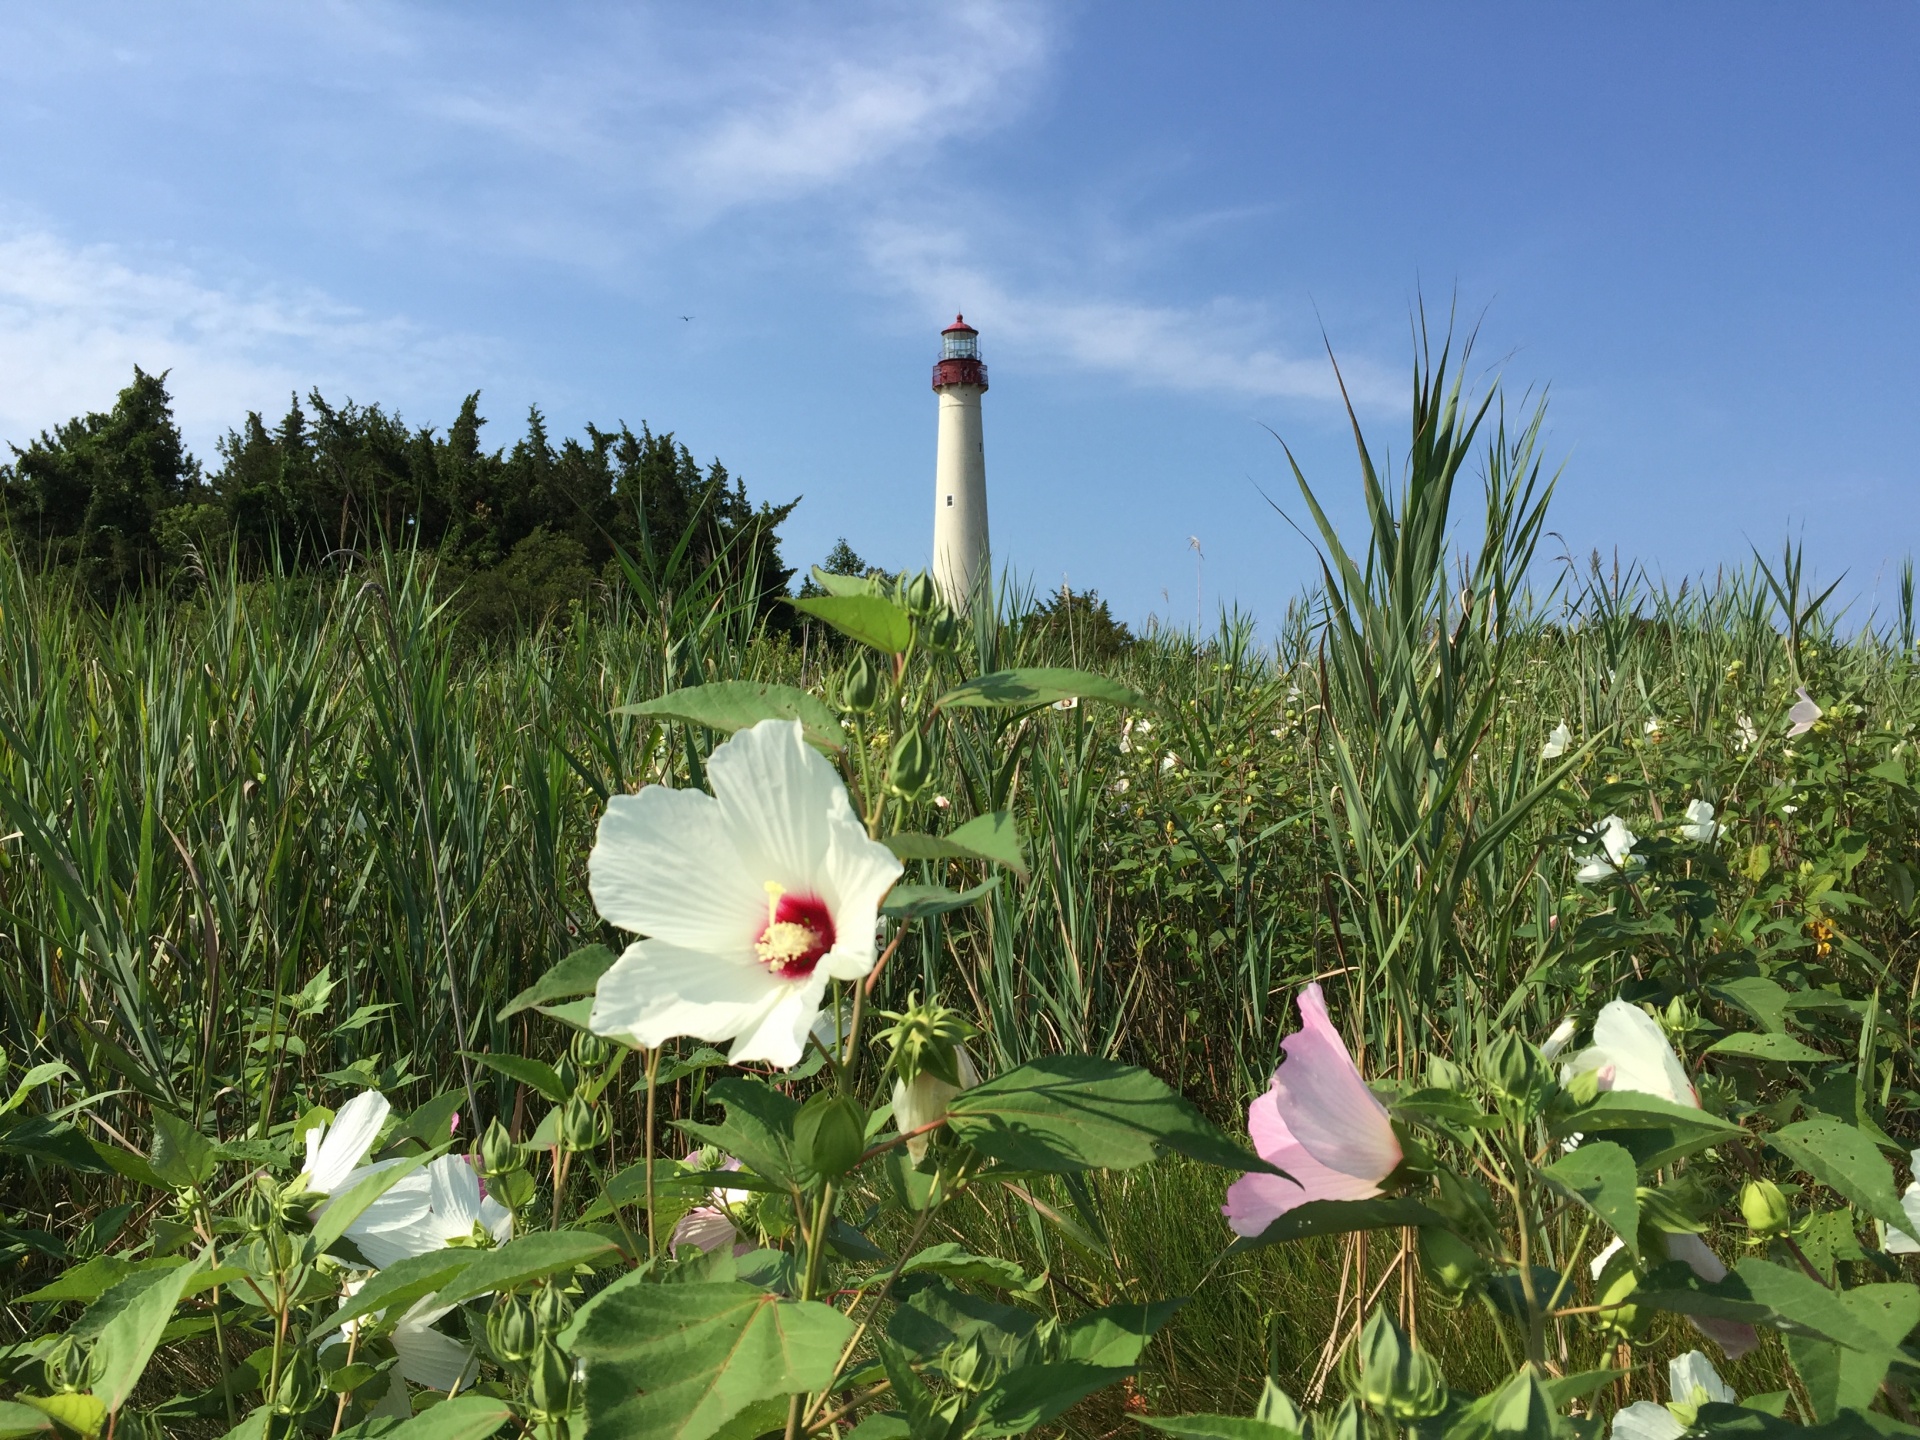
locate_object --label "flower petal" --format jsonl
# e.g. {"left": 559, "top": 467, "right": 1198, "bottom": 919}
{"left": 591, "top": 937, "right": 781, "bottom": 1050}
{"left": 1588, "top": 1001, "right": 1696, "bottom": 1107}
{"left": 725, "top": 972, "right": 830, "bottom": 1068}
{"left": 1272, "top": 984, "right": 1400, "bottom": 1184}
{"left": 1668, "top": 1350, "right": 1735, "bottom": 1406}
{"left": 709, "top": 720, "right": 852, "bottom": 898}
{"left": 1667, "top": 1233, "right": 1759, "bottom": 1358}
{"left": 589, "top": 787, "right": 764, "bottom": 949}
{"left": 818, "top": 824, "right": 905, "bottom": 982}
{"left": 308, "top": 1091, "right": 390, "bottom": 1194}
{"left": 391, "top": 1315, "right": 477, "bottom": 1392}
{"left": 1222, "top": 1088, "right": 1385, "bottom": 1237}
{"left": 671, "top": 1206, "right": 743, "bottom": 1255}
{"left": 1609, "top": 1401, "right": 1685, "bottom": 1440}
{"left": 426, "top": 1155, "right": 481, "bottom": 1231}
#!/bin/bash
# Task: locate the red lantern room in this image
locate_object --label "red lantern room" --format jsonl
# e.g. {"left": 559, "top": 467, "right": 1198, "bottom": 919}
{"left": 932, "top": 315, "right": 988, "bottom": 391}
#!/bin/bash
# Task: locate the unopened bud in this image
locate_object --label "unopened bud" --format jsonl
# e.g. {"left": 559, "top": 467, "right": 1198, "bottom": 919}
{"left": 1417, "top": 1226, "right": 1486, "bottom": 1302}
{"left": 560, "top": 1093, "right": 605, "bottom": 1154}
{"left": 840, "top": 653, "right": 880, "bottom": 713}
{"left": 887, "top": 728, "right": 936, "bottom": 801}
{"left": 530, "top": 1339, "right": 575, "bottom": 1418}
{"left": 570, "top": 1031, "right": 613, "bottom": 1070}
{"left": 794, "top": 1092, "right": 867, "bottom": 1180}
{"left": 905, "top": 572, "right": 941, "bottom": 619}
{"left": 1356, "top": 1310, "right": 1447, "bottom": 1420}
{"left": 554, "top": 1053, "right": 581, "bottom": 1098}
{"left": 1482, "top": 1031, "right": 1546, "bottom": 1105}
{"left": 488, "top": 1294, "right": 538, "bottom": 1363}
{"left": 243, "top": 1177, "right": 279, "bottom": 1234}
{"left": 480, "top": 1118, "right": 523, "bottom": 1179}
{"left": 533, "top": 1283, "right": 575, "bottom": 1337}
{"left": 1740, "top": 1179, "right": 1791, "bottom": 1237}
{"left": 273, "top": 1345, "right": 322, "bottom": 1416}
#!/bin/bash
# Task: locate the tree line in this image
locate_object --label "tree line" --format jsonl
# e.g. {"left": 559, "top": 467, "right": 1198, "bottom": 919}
{"left": 0, "top": 368, "right": 799, "bottom": 633}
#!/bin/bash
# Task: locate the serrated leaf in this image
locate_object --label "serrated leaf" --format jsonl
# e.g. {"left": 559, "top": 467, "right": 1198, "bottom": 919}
{"left": 1056, "top": 1299, "right": 1186, "bottom": 1367}
{"left": 899, "top": 1242, "right": 1042, "bottom": 1293}
{"left": 678, "top": 1078, "right": 799, "bottom": 1187}
{"left": 461, "top": 1051, "right": 566, "bottom": 1102}
{"left": 498, "top": 944, "right": 617, "bottom": 1021}
{"left": 574, "top": 1279, "right": 855, "bottom": 1440}
{"left": 74, "top": 1253, "right": 205, "bottom": 1411}
{"left": 1768, "top": 1118, "right": 1911, "bottom": 1235}
{"left": 616, "top": 681, "right": 846, "bottom": 749}
{"left": 879, "top": 880, "right": 999, "bottom": 920}
{"left": 975, "top": 1361, "right": 1138, "bottom": 1437}
{"left": 788, "top": 596, "right": 914, "bottom": 654}
{"left": 1541, "top": 1142, "right": 1640, "bottom": 1259}
{"left": 934, "top": 667, "right": 1140, "bottom": 711}
{"left": 1707, "top": 1032, "right": 1831, "bottom": 1064}
{"left": 331, "top": 1250, "right": 478, "bottom": 1330}
{"left": 1635, "top": 1256, "right": 1910, "bottom": 1351}
{"left": 13, "top": 1395, "right": 103, "bottom": 1438}
{"left": 379, "top": 1394, "right": 514, "bottom": 1439}
{"left": 885, "top": 810, "right": 1028, "bottom": 876}
{"left": 433, "top": 1229, "right": 619, "bottom": 1306}
{"left": 1230, "top": 1198, "right": 1446, "bottom": 1250}
{"left": 1550, "top": 1091, "right": 1744, "bottom": 1142}
{"left": 148, "top": 1110, "right": 215, "bottom": 1190}
{"left": 945, "top": 1055, "right": 1273, "bottom": 1175}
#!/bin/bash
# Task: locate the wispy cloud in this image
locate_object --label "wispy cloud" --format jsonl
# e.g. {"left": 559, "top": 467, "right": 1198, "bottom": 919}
{"left": 0, "top": 228, "right": 487, "bottom": 457}
{"left": 865, "top": 220, "right": 1399, "bottom": 410}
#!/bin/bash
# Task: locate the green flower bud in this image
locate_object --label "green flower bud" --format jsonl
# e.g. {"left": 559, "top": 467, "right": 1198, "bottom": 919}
{"left": 559, "top": 1093, "right": 606, "bottom": 1154}
{"left": 570, "top": 1031, "right": 613, "bottom": 1070}
{"left": 887, "top": 727, "right": 937, "bottom": 801}
{"left": 1356, "top": 1310, "right": 1447, "bottom": 1420}
{"left": 530, "top": 1338, "right": 575, "bottom": 1418}
{"left": 1417, "top": 1226, "right": 1487, "bottom": 1303}
{"left": 480, "top": 1117, "right": 523, "bottom": 1179}
{"left": 905, "top": 571, "right": 941, "bottom": 618}
{"left": 929, "top": 615, "right": 961, "bottom": 652}
{"left": 489, "top": 1294, "right": 539, "bottom": 1363}
{"left": 1740, "top": 1178, "right": 1792, "bottom": 1237}
{"left": 533, "top": 1282, "right": 575, "bottom": 1337}
{"left": 794, "top": 1092, "right": 867, "bottom": 1180}
{"left": 46, "top": 1337, "right": 93, "bottom": 1394}
{"left": 875, "top": 995, "right": 977, "bottom": 1089}
{"left": 840, "top": 653, "right": 880, "bottom": 713}
{"left": 243, "top": 1177, "right": 279, "bottom": 1235}
{"left": 554, "top": 1053, "right": 581, "bottom": 1098}
{"left": 1482, "top": 1031, "right": 1547, "bottom": 1106}
{"left": 273, "top": 1345, "right": 322, "bottom": 1416}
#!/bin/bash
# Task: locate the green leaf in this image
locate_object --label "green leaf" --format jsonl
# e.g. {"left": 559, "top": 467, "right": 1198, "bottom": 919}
{"left": 148, "top": 1110, "right": 215, "bottom": 1189}
{"left": 331, "top": 1250, "right": 478, "bottom": 1330}
{"left": 1540, "top": 1142, "right": 1640, "bottom": 1258}
{"left": 392, "top": 1090, "right": 465, "bottom": 1148}
{"left": 0, "top": 1400, "right": 56, "bottom": 1437}
{"left": 312, "top": 1155, "right": 428, "bottom": 1253}
{"left": 934, "top": 667, "right": 1141, "bottom": 711}
{"left": 574, "top": 1279, "right": 855, "bottom": 1440}
{"left": 787, "top": 596, "right": 914, "bottom": 655}
{"left": 879, "top": 880, "right": 1000, "bottom": 920}
{"left": 1552, "top": 1092, "right": 1745, "bottom": 1140}
{"left": 1230, "top": 1198, "right": 1446, "bottom": 1250}
{"left": 16, "top": 1254, "right": 168, "bottom": 1304}
{"left": 214, "top": 1407, "right": 272, "bottom": 1440}
{"left": 1635, "top": 1256, "right": 1912, "bottom": 1351}
{"left": 1785, "top": 1284, "right": 1920, "bottom": 1423}
{"left": 74, "top": 1253, "right": 205, "bottom": 1411}
{"left": 380, "top": 1395, "right": 514, "bottom": 1440}
{"left": 1768, "top": 1118, "right": 1911, "bottom": 1235}
{"left": 899, "top": 1242, "right": 1043, "bottom": 1293}
{"left": 945, "top": 1055, "right": 1273, "bottom": 1174}
{"left": 1141, "top": 1418, "right": 1300, "bottom": 1440}
{"left": 1056, "top": 1299, "right": 1187, "bottom": 1367}
{"left": 433, "top": 1229, "right": 619, "bottom": 1306}
{"left": 1708, "top": 1032, "right": 1832, "bottom": 1064}
{"left": 1709, "top": 977, "right": 1792, "bottom": 1034}
{"left": 461, "top": 1051, "right": 566, "bottom": 1103}
{"left": 976, "top": 1362, "right": 1138, "bottom": 1437}
{"left": 499, "top": 944, "right": 617, "bottom": 1021}
{"left": 13, "top": 1395, "right": 103, "bottom": 1438}
{"left": 806, "top": 568, "right": 885, "bottom": 599}
{"left": 616, "top": 680, "right": 846, "bottom": 751}
{"left": 885, "top": 810, "right": 1028, "bottom": 876}
{"left": 678, "top": 1077, "right": 799, "bottom": 1187}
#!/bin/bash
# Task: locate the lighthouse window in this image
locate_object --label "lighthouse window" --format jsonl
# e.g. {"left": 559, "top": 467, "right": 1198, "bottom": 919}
{"left": 941, "top": 331, "right": 978, "bottom": 360}
{"left": 945, "top": 495, "right": 954, "bottom": 506}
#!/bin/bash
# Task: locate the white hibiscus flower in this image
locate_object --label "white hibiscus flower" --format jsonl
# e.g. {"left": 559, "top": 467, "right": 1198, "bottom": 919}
{"left": 1609, "top": 1348, "right": 1737, "bottom": 1440}
{"left": 1679, "top": 799, "right": 1722, "bottom": 844}
{"left": 1879, "top": 1149, "right": 1920, "bottom": 1253}
{"left": 346, "top": 1154, "right": 512, "bottom": 1268}
{"left": 1563, "top": 1000, "right": 1697, "bottom": 1107}
{"left": 337, "top": 1284, "right": 478, "bottom": 1410}
{"left": 1573, "top": 815, "right": 1641, "bottom": 884}
{"left": 1540, "top": 722, "right": 1571, "bottom": 760}
{"left": 894, "top": 1044, "right": 981, "bottom": 1164}
{"left": 588, "top": 719, "right": 903, "bottom": 1068}
{"left": 298, "top": 1091, "right": 391, "bottom": 1194}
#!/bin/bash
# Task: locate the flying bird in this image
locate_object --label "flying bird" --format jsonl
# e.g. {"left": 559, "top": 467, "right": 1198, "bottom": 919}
{"left": 680, "top": 315, "right": 694, "bottom": 322}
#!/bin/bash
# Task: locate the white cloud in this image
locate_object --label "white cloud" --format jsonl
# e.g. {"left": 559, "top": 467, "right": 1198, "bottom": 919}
{"left": 865, "top": 220, "right": 1399, "bottom": 410}
{"left": 0, "top": 228, "right": 486, "bottom": 458}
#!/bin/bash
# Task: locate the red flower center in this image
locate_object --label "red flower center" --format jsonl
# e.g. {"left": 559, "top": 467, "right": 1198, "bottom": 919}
{"left": 755, "top": 890, "right": 835, "bottom": 979}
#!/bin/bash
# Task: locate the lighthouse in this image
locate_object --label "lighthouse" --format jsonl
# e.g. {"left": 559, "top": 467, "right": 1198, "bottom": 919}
{"left": 931, "top": 315, "right": 989, "bottom": 610}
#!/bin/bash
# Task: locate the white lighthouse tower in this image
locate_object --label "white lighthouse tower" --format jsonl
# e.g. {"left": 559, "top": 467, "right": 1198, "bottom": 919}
{"left": 930, "top": 314, "right": 989, "bottom": 610}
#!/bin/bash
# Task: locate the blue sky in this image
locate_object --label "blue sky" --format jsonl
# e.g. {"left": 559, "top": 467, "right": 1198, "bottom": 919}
{"left": 2, "top": 3, "right": 1915, "bottom": 629}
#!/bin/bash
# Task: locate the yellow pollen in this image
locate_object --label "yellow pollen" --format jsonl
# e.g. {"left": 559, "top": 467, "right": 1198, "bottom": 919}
{"left": 756, "top": 921, "right": 817, "bottom": 966}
